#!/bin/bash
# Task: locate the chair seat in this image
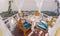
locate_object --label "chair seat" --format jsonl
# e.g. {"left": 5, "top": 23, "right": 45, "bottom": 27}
{"left": 23, "top": 21, "right": 29, "bottom": 24}
{"left": 24, "top": 24, "right": 31, "bottom": 29}
{"left": 37, "top": 21, "right": 48, "bottom": 30}
{"left": 40, "top": 21, "right": 47, "bottom": 27}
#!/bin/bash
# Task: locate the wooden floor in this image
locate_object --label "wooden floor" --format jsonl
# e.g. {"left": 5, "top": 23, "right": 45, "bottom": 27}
{"left": 12, "top": 26, "right": 48, "bottom": 36}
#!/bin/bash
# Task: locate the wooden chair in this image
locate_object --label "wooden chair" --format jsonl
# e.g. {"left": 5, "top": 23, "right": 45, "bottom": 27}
{"left": 34, "top": 12, "right": 41, "bottom": 16}
{"left": 18, "top": 12, "right": 24, "bottom": 17}
{"left": 36, "top": 21, "right": 48, "bottom": 30}
{"left": 16, "top": 20, "right": 31, "bottom": 36}
{"left": 47, "top": 17, "right": 57, "bottom": 27}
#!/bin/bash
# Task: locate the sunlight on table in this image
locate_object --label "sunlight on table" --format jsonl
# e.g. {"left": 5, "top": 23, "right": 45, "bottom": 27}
{"left": 0, "top": 29, "right": 3, "bottom": 36}
{"left": 55, "top": 26, "right": 60, "bottom": 36}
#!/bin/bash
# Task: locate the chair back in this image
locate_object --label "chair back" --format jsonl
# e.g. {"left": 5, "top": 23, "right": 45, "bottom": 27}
{"left": 16, "top": 20, "right": 22, "bottom": 25}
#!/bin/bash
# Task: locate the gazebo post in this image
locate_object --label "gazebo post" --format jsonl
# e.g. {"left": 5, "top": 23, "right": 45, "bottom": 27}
{"left": 35, "top": 0, "right": 45, "bottom": 13}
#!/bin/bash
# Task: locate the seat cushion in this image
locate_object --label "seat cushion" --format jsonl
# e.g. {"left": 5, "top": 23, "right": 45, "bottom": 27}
{"left": 41, "top": 21, "right": 48, "bottom": 27}
{"left": 24, "top": 24, "right": 31, "bottom": 29}
{"left": 23, "top": 21, "right": 28, "bottom": 24}
{"left": 37, "top": 24, "right": 47, "bottom": 30}
{"left": 37, "top": 21, "right": 48, "bottom": 30}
